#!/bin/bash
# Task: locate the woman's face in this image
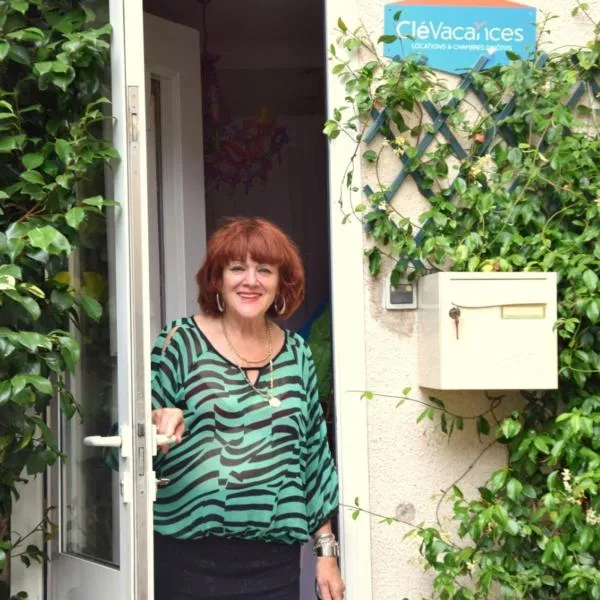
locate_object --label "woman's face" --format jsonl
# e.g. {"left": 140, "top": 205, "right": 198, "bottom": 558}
{"left": 220, "top": 255, "right": 279, "bottom": 320}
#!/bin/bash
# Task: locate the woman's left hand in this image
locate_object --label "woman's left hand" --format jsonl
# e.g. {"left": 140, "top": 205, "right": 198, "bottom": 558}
{"left": 316, "top": 557, "right": 345, "bottom": 600}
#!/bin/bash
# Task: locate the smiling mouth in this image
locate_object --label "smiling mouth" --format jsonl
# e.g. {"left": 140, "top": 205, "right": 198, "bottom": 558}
{"left": 238, "top": 293, "right": 262, "bottom": 301}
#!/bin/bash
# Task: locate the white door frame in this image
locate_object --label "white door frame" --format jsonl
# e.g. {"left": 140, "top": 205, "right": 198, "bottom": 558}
{"left": 324, "top": 0, "right": 373, "bottom": 599}
{"left": 145, "top": 13, "right": 206, "bottom": 324}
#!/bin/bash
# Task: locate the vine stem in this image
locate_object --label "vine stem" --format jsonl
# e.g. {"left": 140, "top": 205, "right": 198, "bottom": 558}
{"left": 350, "top": 390, "right": 502, "bottom": 421}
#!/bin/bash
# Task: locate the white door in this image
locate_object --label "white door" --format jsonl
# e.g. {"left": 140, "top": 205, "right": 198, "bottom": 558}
{"left": 48, "top": 0, "right": 155, "bottom": 598}
{"left": 145, "top": 13, "right": 206, "bottom": 331}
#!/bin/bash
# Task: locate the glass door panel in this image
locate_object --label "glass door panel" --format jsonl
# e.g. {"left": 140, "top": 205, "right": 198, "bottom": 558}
{"left": 61, "top": 205, "right": 120, "bottom": 566}
{"left": 49, "top": 0, "right": 152, "bottom": 597}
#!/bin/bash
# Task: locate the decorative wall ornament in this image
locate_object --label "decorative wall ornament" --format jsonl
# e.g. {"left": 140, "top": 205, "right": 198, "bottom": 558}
{"left": 204, "top": 109, "right": 289, "bottom": 193}
{"left": 198, "top": 0, "right": 288, "bottom": 192}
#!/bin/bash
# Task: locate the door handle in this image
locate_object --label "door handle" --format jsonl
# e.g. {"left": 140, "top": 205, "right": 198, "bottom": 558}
{"left": 83, "top": 425, "right": 176, "bottom": 456}
{"left": 156, "top": 434, "right": 176, "bottom": 447}
{"left": 84, "top": 435, "right": 122, "bottom": 448}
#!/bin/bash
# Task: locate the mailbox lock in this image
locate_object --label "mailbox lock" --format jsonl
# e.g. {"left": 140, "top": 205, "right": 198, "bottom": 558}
{"left": 449, "top": 306, "right": 461, "bottom": 339}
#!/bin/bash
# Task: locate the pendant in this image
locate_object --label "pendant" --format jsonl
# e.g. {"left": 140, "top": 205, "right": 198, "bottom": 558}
{"left": 268, "top": 396, "right": 281, "bottom": 408}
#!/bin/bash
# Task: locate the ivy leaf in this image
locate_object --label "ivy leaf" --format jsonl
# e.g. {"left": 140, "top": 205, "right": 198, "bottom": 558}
{"left": 586, "top": 299, "right": 600, "bottom": 324}
{"left": 78, "top": 294, "right": 102, "bottom": 321}
{"left": 506, "top": 478, "right": 523, "bottom": 501}
{"left": 33, "top": 61, "right": 53, "bottom": 76}
{"left": 500, "top": 417, "right": 522, "bottom": 439}
{"left": 65, "top": 207, "right": 85, "bottom": 229}
{"left": 55, "top": 139, "right": 72, "bottom": 164}
{"left": 368, "top": 247, "right": 382, "bottom": 275}
{"left": 21, "top": 170, "right": 45, "bottom": 185}
{"left": 4, "top": 290, "right": 41, "bottom": 320}
{"left": 582, "top": 269, "right": 598, "bottom": 292}
{"left": 81, "top": 195, "right": 117, "bottom": 208}
{"left": 10, "top": 0, "right": 28, "bottom": 14}
{"left": 22, "top": 153, "right": 44, "bottom": 170}
{"left": 7, "top": 27, "right": 45, "bottom": 42}
{"left": 0, "top": 40, "right": 10, "bottom": 61}
{"left": 477, "top": 416, "right": 490, "bottom": 436}
{"left": 8, "top": 45, "right": 31, "bottom": 66}
{"left": 0, "top": 134, "right": 26, "bottom": 153}
{"left": 55, "top": 334, "right": 80, "bottom": 372}
{"left": 489, "top": 469, "right": 508, "bottom": 492}
{"left": 27, "top": 226, "right": 71, "bottom": 255}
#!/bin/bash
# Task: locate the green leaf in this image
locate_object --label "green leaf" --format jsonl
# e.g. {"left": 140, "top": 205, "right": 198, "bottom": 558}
{"left": 65, "top": 207, "right": 85, "bottom": 229}
{"left": 10, "top": 0, "right": 29, "bottom": 13}
{"left": 0, "top": 134, "right": 26, "bottom": 153}
{"left": 55, "top": 139, "right": 72, "bottom": 164}
{"left": 368, "top": 247, "right": 382, "bottom": 275}
{"left": 0, "top": 40, "right": 10, "bottom": 62}
{"left": 4, "top": 290, "right": 41, "bottom": 320}
{"left": 12, "top": 375, "right": 53, "bottom": 396}
{"left": 506, "top": 478, "right": 523, "bottom": 501}
{"left": 500, "top": 417, "right": 522, "bottom": 439}
{"left": 489, "top": 469, "right": 508, "bottom": 492}
{"left": 22, "top": 153, "right": 44, "bottom": 170}
{"left": 363, "top": 150, "right": 378, "bottom": 163}
{"left": 337, "top": 18, "right": 347, "bottom": 33}
{"left": 453, "top": 177, "right": 467, "bottom": 195}
{"left": 477, "top": 416, "right": 490, "bottom": 436}
{"left": 27, "top": 226, "right": 71, "bottom": 255}
{"left": 78, "top": 294, "right": 103, "bottom": 321}
{"left": 50, "top": 290, "right": 73, "bottom": 311}
{"left": 504, "top": 519, "right": 519, "bottom": 535}
{"left": 33, "top": 61, "right": 53, "bottom": 76}
{"left": 16, "top": 331, "right": 51, "bottom": 351}
{"left": 7, "top": 27, "right": 45, "bottom": 42}
{"left": 8, "top": 45, "right": 31, "bottom": 66}
{"left": 378, "top": 35, "right": 398, "bottom": 44}
{"left": 21, "top": 170, "right": 45, "bottom": 185}
{"left": 586, "top": 299, "right": 600, "bottom": 323}
{"left": 81, "top": 195, "right": 117, "bottom": 208}
{"left": 55, "top": 334, "right": 80, "bottom": 372}
{"left": 582, "top": 269, "right": 598, "bottom": 292}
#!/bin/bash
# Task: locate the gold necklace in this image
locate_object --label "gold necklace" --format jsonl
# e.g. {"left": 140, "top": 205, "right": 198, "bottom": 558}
{"left": 221, "top": 317, "right": 271, "bottom": 365}
{"left": 221, "top": 319, "right": 281, "bottom": 408}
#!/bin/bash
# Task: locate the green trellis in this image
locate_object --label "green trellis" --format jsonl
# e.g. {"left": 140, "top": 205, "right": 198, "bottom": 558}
{"left": 360, "top": 52, "right": 600, "bottom": 267}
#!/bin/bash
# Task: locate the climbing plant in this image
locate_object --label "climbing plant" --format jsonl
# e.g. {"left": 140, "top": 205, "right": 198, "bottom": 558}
{"left": 0, "top": 1, "right": 114, "bottom": 597}
{"left": 325, "top": 3, "right": 600, "bottom": 599}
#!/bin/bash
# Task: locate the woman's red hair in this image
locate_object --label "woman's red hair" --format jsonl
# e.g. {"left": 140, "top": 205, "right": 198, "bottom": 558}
{"left": 196, "top": 217, "right": 305, "bottom": 319}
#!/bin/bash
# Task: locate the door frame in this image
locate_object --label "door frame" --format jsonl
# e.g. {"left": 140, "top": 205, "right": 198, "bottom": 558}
{"left": 324, "top": 0, "right": 373, "bottom": 599}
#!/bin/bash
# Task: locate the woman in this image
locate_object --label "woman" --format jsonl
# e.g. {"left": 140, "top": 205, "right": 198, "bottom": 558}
{"left": 151, "top": 218, "right": 344, "bottom": 600}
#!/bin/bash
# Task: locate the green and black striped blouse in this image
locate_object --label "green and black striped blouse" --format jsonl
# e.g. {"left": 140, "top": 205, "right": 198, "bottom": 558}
{"left": 151, "top": 317, "right": 339, "bottom": 544}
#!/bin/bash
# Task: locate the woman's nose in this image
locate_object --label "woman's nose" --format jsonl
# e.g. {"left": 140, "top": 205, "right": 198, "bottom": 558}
{"left": 245, "top": 268, "right": 258, "bottom": 285}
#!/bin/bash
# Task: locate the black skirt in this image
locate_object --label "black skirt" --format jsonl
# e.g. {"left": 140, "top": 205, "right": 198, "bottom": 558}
{"left": 154, "top": 534, "right": 301, "bottom": 600}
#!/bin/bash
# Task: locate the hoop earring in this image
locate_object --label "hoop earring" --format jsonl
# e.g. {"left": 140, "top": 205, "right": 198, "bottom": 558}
{"left": 274, "top": 296, "right": 286, "bottom": 316}
{"left": 216, "top": 293, "right": 225, "bottom": 313}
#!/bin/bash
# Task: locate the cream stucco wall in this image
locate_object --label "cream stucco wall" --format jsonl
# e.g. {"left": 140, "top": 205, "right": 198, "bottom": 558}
{"left": 349, "top": 1, "right": 600, "bottom": 598}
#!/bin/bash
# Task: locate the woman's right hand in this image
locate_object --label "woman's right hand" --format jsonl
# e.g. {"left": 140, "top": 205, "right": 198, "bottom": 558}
{"left": 152, "top": 408, "right": 185, "bottom": 453}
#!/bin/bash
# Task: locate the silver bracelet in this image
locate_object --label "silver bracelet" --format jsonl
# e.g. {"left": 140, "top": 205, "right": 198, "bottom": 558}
{"left": 314, "top": 541, "right": 340, "bottom": 557}
{"left": 312, "top": 533, "right": 340, "bottom": 557}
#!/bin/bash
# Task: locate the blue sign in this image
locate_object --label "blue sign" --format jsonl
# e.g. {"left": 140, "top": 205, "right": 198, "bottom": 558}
{"left": 383, "top": 1, "right": 537, "bottom": 73}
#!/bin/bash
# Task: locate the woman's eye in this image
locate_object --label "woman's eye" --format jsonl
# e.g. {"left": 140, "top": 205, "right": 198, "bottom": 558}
{"left": 259, "top": 268, "right": 272, "bottom": 274}
{"left": 230, "top": 265, "right": 244, "bottom": 272}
